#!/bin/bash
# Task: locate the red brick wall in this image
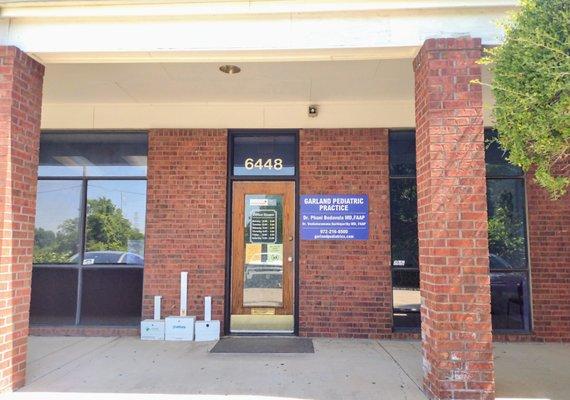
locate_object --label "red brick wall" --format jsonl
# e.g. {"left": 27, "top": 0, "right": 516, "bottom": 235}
{"left": 527, "top": 172, "right": 570, "bottom": 342}
{"left": 0, "top": 47, "right": 44, "bottom": 391}
{"left": 298, "top": 128, "right": 392, "bottom": 339}
{"left": 414, "top": 38, "right": 495, "bottom": 400}
{"left": 143, "top": 130, "right": 227, "bottom": 327}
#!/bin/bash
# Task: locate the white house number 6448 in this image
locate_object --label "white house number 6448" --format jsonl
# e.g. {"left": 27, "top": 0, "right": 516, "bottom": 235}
{"left": 244, "top": 158, "right": 283, "bottom": 170}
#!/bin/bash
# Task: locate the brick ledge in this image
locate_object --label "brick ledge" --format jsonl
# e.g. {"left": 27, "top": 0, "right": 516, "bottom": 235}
{"left": 30, "top": 325, "right": 139, "bottom": 337}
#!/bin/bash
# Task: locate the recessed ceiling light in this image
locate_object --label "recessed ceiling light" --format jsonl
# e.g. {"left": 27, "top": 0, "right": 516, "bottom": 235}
{"left": 219, "top": 64, "right": 241, "bottom": 74}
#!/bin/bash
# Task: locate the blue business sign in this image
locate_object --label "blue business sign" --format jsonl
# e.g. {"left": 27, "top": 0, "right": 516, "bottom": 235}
{"left": 300, "top": 194, "right": 369, "bottom": 240}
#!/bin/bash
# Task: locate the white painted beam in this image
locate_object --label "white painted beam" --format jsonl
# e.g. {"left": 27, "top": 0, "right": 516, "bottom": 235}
{"left": 41, "top": 98, "right": 494, "bottom": 130}
{"left": 29, "top": 48, "right": 420, "bottom": 64}
{"left": 0, "top": 0, "right": 519, "bottom": 18}
{"left": 41, "top": 101, "right": 414, "bottom": 129}
{"left": 0, "top": 1, "right": 515, "bottom": 63}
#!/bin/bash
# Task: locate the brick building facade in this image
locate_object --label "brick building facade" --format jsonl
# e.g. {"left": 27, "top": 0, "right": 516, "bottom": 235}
{"left": 0, "top": 18, "right": 568, "bottom": 400}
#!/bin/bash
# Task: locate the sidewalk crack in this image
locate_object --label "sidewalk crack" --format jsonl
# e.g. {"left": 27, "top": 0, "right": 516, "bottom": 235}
{"left": 27, "top": 337, "right": 89, "bottom": 365}
{"left": 375, "top": 341, "right": 423, "bottom": 394}
{"left": 26, "top": 337, "right": 122, "bottom": 386}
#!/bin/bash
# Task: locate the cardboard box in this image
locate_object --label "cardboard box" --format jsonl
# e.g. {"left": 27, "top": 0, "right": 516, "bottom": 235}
{"left": 165, "top": 316, "right": 196, "bottom": 341}
{"left": 140, "top": 319, "right": 165, "bottom": 341}
{"left": 195, "top": 320, "right": 220, "bottom": 342}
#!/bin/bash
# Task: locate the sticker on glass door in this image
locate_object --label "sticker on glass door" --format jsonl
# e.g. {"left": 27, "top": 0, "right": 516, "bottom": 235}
{"left": 244, "top": 195, "right": 283, "bottom": 308}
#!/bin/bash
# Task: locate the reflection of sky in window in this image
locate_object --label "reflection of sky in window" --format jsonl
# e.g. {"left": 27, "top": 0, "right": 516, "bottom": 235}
{"left": 39, "top": 165, "right": 147, "bottom": 177}
{"left": 87, "top": 180, "right": 147, "bottom": 233}
{"left": 35, "top": 181, "right": 82, "bottom": 232}
{"left": 38, "top": 132, "right": 148, "bottom": 178}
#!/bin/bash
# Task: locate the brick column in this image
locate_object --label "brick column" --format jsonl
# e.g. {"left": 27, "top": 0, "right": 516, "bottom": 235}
{"left": 0, "top": 47, "right": 44, "bottom": 391}
{"left": 413, "top": 38, "right": 495, "bottom": 400}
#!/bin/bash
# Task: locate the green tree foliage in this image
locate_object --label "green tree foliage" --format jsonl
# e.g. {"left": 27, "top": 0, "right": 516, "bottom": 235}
{"left": 34, "top": 197, "right": 143, "bottom": 264}
{"left": 488, "top": 190, "right": 526, "bottom": 265}
{"left": 33, "top": 223, "right": 79, "bottom": 263}
{"left": 85, "top": 198, "right": 144, "bottom": 252}
{"left": 477, "top": 0, "right": 570, "bottom": 199}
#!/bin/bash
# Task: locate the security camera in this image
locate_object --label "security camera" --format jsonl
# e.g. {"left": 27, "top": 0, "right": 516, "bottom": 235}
{"left": 308, "top": 105, "right": 319, "bottom": 117}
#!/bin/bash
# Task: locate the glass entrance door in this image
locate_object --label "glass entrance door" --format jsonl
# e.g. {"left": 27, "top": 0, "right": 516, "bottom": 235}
{"left": 230, "top": 181, "right": 295, "bottom": 333}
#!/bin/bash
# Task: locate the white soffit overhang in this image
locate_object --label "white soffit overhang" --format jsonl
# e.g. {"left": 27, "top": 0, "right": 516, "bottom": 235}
{"left": 0, "top": 0, "right": 518, "bottom": 64}
{"left": 38, "top": 59, "right": 495, "bottom": 129}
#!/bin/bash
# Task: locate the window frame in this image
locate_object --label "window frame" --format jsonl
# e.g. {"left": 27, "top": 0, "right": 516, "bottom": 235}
{"left": 32, "top": 131, "right": 148, "bottom": 326}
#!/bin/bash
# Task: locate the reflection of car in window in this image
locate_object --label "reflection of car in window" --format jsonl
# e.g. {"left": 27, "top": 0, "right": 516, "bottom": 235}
{"left": 69, "top": 251, "right": 144, "bottom": 265}
{"left": 490, "top": 254, "right": 518, "bottom": 285}
{"left": 489, "top": 253, "right": 527, "bottom": 329}
{"left": 245, "top": 251, "right": 283, "bottom": 288}
{"left": 394, "top": 254, "right": 519, "bottom": 313}
{"left": 489, "top": 254, "right": 512, "bottom": 270}
{"left": 245, "top": 264, "right": 283, "bottom": 280}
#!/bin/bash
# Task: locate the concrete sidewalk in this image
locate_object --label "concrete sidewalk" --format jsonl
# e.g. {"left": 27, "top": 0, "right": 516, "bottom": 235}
{"left": 4, "top": 336, "right": 570, "bottom": 400}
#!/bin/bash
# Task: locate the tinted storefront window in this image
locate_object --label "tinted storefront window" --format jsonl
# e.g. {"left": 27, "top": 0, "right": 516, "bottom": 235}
{"left": 232, "top": 133, "right": 296, "bottom": 176}
{"left": 389, "top": 129, "right": 531, "bottom": 332}
{"left": 34, "top": 180, "right": 82, "bottom": 264}
{"left": 487, "top": 179, "right": 527, "bottom": 269}
{"left": 389, "top": 131, "right": 420, "bottom": 330}
{"left": 389, "top": 131, "right": 416, "bottom": 177}
{"left": 31, "top": 132, "right": 147, "bottom": 326}
{"left": 30, "top": 268, "right": 78, "bottom": 325}
{"left": 39, "top": 132, "right": 147, "bottom": 177}
{"left": 390, "top": 178, "right": 418, "bottom": 268}
{"left": 485, "top": 135, "right": 524, "bottom": 177}
{"left": 84, "top": 180, "right": 147, "bottom": 264}
{"left": 486, "top": 130, "right": 530, "bottom": 331}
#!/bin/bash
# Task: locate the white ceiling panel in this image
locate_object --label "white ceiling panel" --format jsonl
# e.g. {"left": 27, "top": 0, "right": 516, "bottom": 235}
{"left": 43, "top": 78, "right": 134, "bottom": 103}
{"left": 118, "top": 77, "right": 312, "bottom": 103}
{"left": 43, "top": 59, "right": 415, "bottom": 104}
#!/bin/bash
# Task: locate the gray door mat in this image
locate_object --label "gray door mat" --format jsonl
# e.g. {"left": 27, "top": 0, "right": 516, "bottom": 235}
{"left": 210, "top": 337, "right": 314, "bottom": 354}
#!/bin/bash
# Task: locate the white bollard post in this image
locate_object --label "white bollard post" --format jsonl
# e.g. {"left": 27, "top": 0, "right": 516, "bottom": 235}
{"left": 153, "top": 295, "right": 162, "bottom": 320}
{"left": 204, "top": 296, "right": 212, "bottom": 322}
{"left": 180, "top": 271, "right": 188, "bottom": 317}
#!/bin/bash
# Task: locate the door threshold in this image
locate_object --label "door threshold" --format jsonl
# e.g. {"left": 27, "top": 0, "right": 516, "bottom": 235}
{"left": 230, "top": 330, "right": 294, "bottom": 335}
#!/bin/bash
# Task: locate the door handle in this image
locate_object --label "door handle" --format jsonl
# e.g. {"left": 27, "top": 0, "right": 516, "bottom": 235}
{"left": 287, "top": 256, "right": 293, "bottom": 262}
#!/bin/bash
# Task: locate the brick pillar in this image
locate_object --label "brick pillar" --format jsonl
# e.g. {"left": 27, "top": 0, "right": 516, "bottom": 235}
{"left": 0, "top": 47, "right": 44, "bottom": 391}
{"left": 413, "top": 38, "right": 495, "bottom": 400}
